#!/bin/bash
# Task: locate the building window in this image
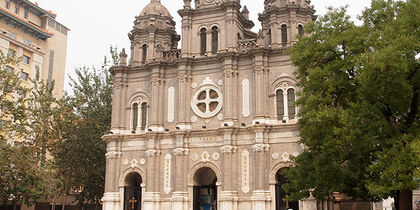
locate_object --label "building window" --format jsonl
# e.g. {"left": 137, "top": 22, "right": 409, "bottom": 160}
{"left": 14, "top": 6, "right": 19, "bottom": 14}
{"left": 24, "top": 9, "right": 28, "bottom": 19}
{"left": 276, "top": 87, "right": 296, "bottom": 121}
{"left": 21, "top": 71, "right": 29, "bottom": 81}
{"left": 288, "top": 89, "right": 296, "bottom": 119}
{"left": 22, "top": 55, "right": 30, "bottom": 65}
{"left": 141, "top": 44, "right": 147, "bottom": 64}
{"left": 211, "top": 26, "right": 218, "bottom": 54}
{"left": 276, "top": 89, "right": 284, "bottom": 119}
{"left": 298, "top": 25, "right": 304, "bottom": 36}
{"left": 237, "top": 33, "right": 242, "bottom": 40}
{"left": 281, "top": 24, "right": 287, "bottom": 46}
{"left": 18, "top": 90, "right": 26, "bottom": 98}
{"left": 8, "top": 31, "right": 17, "bottom": 39}
{"left": 5, "top": 0, "right": 10, "bottom": 9}
{"left": 141, "top": 102, "right": 148, "bottom": 130}
{"left": 5, "top": 66, "right": 13, "bottom": 73}
{"left": 268, "top": 29, "right": 272, "bottom": 45}
{"left": 200, "top": 28, "right": 207, "bottom": 55}
{"left": 132, "top": 103, "right": 139, "bottom": 132}
{"left": 24, "top": 39, "right": 32, "bottom": 46}
{"left": 8, "top": 49, "right": 15, "bottom": 58}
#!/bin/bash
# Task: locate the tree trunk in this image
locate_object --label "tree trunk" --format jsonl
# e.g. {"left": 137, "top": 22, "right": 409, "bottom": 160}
{"left": 397, "top": 189, "right": 413, "bottom": 210}
{"left": 63, "top": 185, "right": 67, "bottom": 210}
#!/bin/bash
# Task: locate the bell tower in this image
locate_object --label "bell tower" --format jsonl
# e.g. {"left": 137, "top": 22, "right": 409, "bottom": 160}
{"left": 178, "top": 0, "right": 255, "bottom": 57}
{"left": 259, "top": 0, "right": 315, "bottom": 48}
{"left": 129, "top": 0, "right": 180, "bottom": 66}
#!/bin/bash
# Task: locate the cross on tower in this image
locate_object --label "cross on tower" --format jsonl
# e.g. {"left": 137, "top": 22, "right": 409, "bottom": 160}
{"left": 129, "top": 196, "right": 137, "bottom": 210}
{"left": 282, "top": 195, "right": 290, "bottom": 209}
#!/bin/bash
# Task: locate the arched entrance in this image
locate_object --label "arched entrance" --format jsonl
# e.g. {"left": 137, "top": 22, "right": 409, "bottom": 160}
{"left": 124, "top": 172, "right": 142, "bottom": 210}
{"left": 275, "top": 168, "right": 298, "bottom": 210}
{"left": 193, "top": 167, "right": 218, "bottom": 210}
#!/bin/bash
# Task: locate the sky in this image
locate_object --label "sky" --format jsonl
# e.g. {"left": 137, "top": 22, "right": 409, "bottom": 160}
{"left": 32, "top": 0, "right": 372, "bottom": 92}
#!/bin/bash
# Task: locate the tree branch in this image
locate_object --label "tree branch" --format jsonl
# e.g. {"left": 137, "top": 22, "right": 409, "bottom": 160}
{"left": 381, "top": 105, "right": 401, "bottom": 134}
{"left": 404, "top": 85, "right": 418, "bottom": 130}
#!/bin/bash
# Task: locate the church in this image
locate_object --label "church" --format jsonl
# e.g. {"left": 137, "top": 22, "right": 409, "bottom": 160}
{"left": 102, "top": 0, "right": 326, "bottom": 209}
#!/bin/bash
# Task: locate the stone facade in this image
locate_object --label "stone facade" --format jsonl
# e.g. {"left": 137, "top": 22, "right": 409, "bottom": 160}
{"left": 103, "top": 0, "right": 324, "bottom": 209}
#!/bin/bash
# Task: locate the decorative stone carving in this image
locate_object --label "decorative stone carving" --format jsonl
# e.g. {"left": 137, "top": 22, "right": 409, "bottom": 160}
{"left": 145, "top": 149, "right": 160, "bottom": 157}
{"left": 173, "top": 148, "right": 189, "bottom": 156}
{"left": 241, "top": 149, "right": 250, "bottom": 193}
{"left": 252, "top": 144, "right": 270, "bottom": 152}
{"left": 217, "top": 113, "right": 224, "bottom": 121}
{"left": 293, "top": 151, "right": 299, "bottom": 157}
{"left": 191, "top": 82, "right": 198, "bottom": 89}
{"left": 164, "top": 154, "right": 172, "bottom": 194}
{"left": 220, "top": 145, "right": 237, "bottom": 153}
{"left": 139, "top": 158, "right": 146, "bottom": 165}
{"left": 122, "top": 159, "right": 129, "bottom": 165}
{"left": 201, "top": 151, "right": 210, "bottom": 162}
{"left": 130, "top": 159, "right": 138, "bottom": 168}
{"left": 191, "top": 153, "right": 199, "bottom": 162}
{"left": 212, "top": 152, "right": 220, "bottom": 161}
{"left": 191, "top": 116, "right": 198, "bottom": 123}
{"left": 272, "top": 152, "right": 279, "bottom": 160}
{"left": 217, "top": 79, "right": 223, "bottom": 86}
{"left": 281, "top": 152, "right": 290, "bottom": 162}
{"left": 105, "top": 151, "right": 122, "bottom": 159}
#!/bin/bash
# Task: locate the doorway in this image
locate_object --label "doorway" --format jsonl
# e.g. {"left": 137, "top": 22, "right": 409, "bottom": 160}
{"left": 275, "top": 168, "right": 299, "bottom": 210}
{"left": 124, "top": 172, "right": 142, "bottom": 210}
{"left": 193, "top": 167, "right": 218, "bottom": 210}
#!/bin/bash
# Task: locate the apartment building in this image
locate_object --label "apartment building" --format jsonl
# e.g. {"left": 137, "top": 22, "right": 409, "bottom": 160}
{"left": 0, "top": 0, "right": 68, "bottom": 98}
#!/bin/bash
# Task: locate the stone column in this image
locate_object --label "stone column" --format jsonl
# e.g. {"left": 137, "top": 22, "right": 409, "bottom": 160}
{"left": 223, "top": 58, "right": 234, "bottom": 122}
{"left": 111, "top": 75, "right": 122, "bottom": 131}
{"left": 251, "top": 126, "right": 270, "bottom": 210}
{"left": 143, "top": 135, "right": 161, "bottom": 210}
{"left": 102, "top": 136, "right": 122, "bottom": 210}
{"left": 253, "top": 53, "right": 265, "bottom": 119}
{"left": 171, "top": 132, "right": 189, "bottom": 210}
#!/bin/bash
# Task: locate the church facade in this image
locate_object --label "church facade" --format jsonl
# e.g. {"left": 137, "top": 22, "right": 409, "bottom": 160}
{"left": 102, "top": 0, "right": 325, "bottom": 209}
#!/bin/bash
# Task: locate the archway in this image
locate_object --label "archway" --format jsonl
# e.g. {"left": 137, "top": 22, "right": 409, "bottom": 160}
{"left": 124, "top": 172, "right": 142, "bottom": 210}
{"left": 193, "top": 167, "right": 218, "bottom": 210}
{"left": 275, "top": 168, "right": 298, "bottom": 210}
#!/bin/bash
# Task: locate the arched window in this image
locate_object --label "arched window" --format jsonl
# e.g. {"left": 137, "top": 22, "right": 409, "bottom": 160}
{"left": 132, "top": 103, "right": 139, "bottom": 132}
{"left": 211, "top": 26, "right": 218, "bottom": 54}
{"left": 200, "top": 28, "right": 207, "bottom": 55}
{"left": 237, "top": 33, "right": 242, "bottom": 40}
{"left": 281, "top": 25, "right": 287, "bottom": 46}
{"left": 267, "top": 28, "right": 272, "bottom": 45}
{"left": 298, "top": 25, "right": 304, "bottom": 36}
{"left": 142, "top": 44, "right": 147, "bottom": 64}
{"left": 276, "top": 89, "right": 284, "bottom": 119}
{"left": 288, "top": 89, "right": 296, "bottom": 119}
{"left": 141, "top": 102, "right": 148, "bottom": 130}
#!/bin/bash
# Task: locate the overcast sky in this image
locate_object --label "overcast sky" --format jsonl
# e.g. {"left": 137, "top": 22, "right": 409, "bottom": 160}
{"left": 32, "top": 0, "right": 372, "bottom": 92}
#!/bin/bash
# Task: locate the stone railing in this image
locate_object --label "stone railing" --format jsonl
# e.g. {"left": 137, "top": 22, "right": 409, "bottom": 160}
{"left": 238, "top": 39, "right": 258, "bottom": 52}
{"left": 163, "top": 49, "right": 181, "bottom": 62}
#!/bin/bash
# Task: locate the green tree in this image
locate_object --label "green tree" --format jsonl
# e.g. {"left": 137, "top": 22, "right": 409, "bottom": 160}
{"left": 0, "top": 52, "right": 27, "bottom": 143}
{"left": 284, "top": 1, "right": 419, "bottom": 210}
{"left": 53, "top": 47, "right": 116, "bottom": 208}
{"left": 0, "top": 145, "right": 47, "bottom": 210}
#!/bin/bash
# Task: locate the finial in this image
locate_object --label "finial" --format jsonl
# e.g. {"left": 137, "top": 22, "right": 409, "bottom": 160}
{"left": 119, "top": 48, "right": 128, "bottom": 66}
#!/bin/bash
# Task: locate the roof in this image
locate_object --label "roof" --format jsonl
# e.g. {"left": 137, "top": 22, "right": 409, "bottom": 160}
{"left": 22, "top": 0, "right": 57, "bottom": 18}
{"left": 140, "top": 0, "right": 172, "bottom": 18}
{"left": 0, "top": 7, "right": 53, "bottom": 40}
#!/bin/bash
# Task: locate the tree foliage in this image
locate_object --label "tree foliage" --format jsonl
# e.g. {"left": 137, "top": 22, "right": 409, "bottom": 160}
{"left": 285, "top": 0, "right": 419, "bottom": 209}
{"left": 52, "top": 47, "right": 116, "bottom": 207}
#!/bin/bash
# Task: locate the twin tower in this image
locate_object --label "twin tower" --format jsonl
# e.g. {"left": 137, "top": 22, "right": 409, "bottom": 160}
{"left": 127, "top": 0, "right": 315, "bottom": 66}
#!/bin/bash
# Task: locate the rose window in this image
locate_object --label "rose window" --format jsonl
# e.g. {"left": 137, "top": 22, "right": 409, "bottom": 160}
{"left": 191, "top": 85, "right": 223, "bottom": 118}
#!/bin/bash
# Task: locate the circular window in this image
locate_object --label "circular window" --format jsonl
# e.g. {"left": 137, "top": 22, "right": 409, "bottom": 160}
{"left": 191, "top": 85, "right": 223, "bottom": 119}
